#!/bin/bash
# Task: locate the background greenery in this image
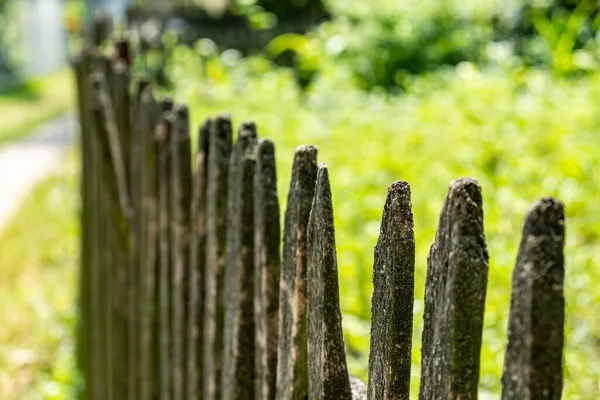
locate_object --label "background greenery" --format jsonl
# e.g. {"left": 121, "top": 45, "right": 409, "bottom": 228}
{"left": 0, "top": 70, "right": 73, "bottom": 147}
{"left": 158, "top": 0, "right": 600, "bottom": 397}
{"left": 164, "top": 47, "right": 600, "bottom": 398}
{"left": 0, "top": 154, "right": 80, "bottom": 400}
{"left": 3, "top": 0, "right": 600, "bottom": 398}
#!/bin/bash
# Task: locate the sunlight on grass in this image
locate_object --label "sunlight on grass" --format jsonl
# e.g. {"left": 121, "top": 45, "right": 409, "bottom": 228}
{"left": 0, "top": 70, "right": 75, "bottom": 147}
{"left": 0, "top": 151, "right": 80, "bottom": 400}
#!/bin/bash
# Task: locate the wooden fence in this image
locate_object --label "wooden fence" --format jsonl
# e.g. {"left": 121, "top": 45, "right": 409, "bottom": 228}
{"left": 74, "top": 37, "right": 566, "bottom": 400}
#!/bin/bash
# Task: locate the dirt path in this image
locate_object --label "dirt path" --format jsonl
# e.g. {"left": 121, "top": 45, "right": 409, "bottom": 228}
{"left": 0, "top": 115, "right": 74, "bottom": 234}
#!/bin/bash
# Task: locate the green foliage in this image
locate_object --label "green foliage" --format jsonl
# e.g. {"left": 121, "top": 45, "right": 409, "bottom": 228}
{"left": 255, "top": 0, "right": 600, "bottom": 90}
{"left": 0, "top": 0, "right": 20, "bottom": 78}
{"left": 166, "top": 45, "right": 600, "bottom": 397}
{"left": 0, "top": 154, "right": 80, "bottom": 400}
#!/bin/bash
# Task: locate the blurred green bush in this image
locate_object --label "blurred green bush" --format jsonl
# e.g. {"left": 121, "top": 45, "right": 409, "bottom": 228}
{"left": 259, "top": 0, "right": 600, "bottom": 89}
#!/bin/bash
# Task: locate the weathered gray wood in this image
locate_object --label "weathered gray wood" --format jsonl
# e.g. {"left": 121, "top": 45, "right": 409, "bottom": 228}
{"left": 109, "top": 58, "right": 137, "bottom": 400}
{"left": 187, "top": 119, "right": 211, "bottom": 400}
{"left": 276, "top": 145, "right": 318, "bottom": 400}
{"left": 204, "top": 115, "right": 234, "bottom": 400}
{"left": 98, "top": 175, "right": 113, "bottom": 400}
{"left": 91, "top": 71, "right": 135, "bottom": 400}
{"left": 170, "top": 105, "right": 193, "bottom": 400}
{"left": 129, "top": 78, "right": 146, "bottom": 400}
{"left": 419, "top": 178, "right": 489, "bottom": 400}
{"left": 221, "top": 123, "right": 257, "bottom": 400}
{"left": 106, "top": 65, "right": 133, "bottom": 400}
{"left": 307, "top": 164, "right": 352, "bottom": 400}
{"left": 368, "top": 181, "right": 414, "bottom": 400}
{"left": 157, "top": 99, "right": 175, "bottom": 400}
{"left": 137, "top": 82, "right": 160, "bottom": 400}
{"left": 501, "top": 198, "right": 565, "bottom": 400}
{"left": 222, "top": 122, "right": 259, "bottom": 400}
{"left": 87, "top": 54, "right": 106, "bottom": 400}
{"left": 253, "top": 139, "right": 281, "bottom": 400}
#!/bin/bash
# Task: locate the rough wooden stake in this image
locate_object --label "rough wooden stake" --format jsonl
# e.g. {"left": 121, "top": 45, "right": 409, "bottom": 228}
{"left": 110, "top": 58, "right": 137, "bottom": 400}
{"left": 187, "top": 120, "right": 211, "bottom": 400}
{"left": 419, "top": 178, "right": 489, "bottom": 400}
{"left": 91, "top": 71, "right": 135, "bottom": 400}
{"left": 222, "top": 122, "right": 259, "bottom": 399}
{"left": 307, "top": 164, "right": 353, "bottom": 400}
{"left": 368, "top": 181, "right": 415, "bottom": 400}
{"left": 501, "top": 198, "right": 565, "bottom": 400}
{"left": 137, "top": 83, "right": 160, "bottom": 400}
{"left": 170, "top": 105, "right": 193, "bottom": 400}
{"left": 157, "top": 100, "right": 175, "bottom": 400}
{"left": 276, "top": 145, "right": 318, "bottom": 400}
{"left": 203, "top": 116, "right": 233, "bottom": 400}
{"left": 87, "top": 56, "right": 104, "bottom": 400}
{"left": 254, "top": 139, "right": 281, "bottom": 400}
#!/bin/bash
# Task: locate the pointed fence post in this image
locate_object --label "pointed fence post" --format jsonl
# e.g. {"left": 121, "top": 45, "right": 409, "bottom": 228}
{"left": 203, "top": 116, "right": 234, "bottom": 400}
{"left": 157, "top": 99, "right": 175, "bottom": 400}
{"left": 85, "top": 55, "right": 105, "bottom": 400}
{"left": 254, "top": 139, "right": 281, "bottom": 400}
{"left": 368, "top": 181, "right": 415, "bottom": 400}
{"left": 222, "top": 122, "right": 259, "bottom": 399}
{"left": 129, "top": 77, "right": 144, "bottom": 400}
{"left": 187, "top": 119, "right": 211, "bottom": 400}
{"left": 419, "top": 178, "right": 489, "bottom": 400}
{"left": 74, "top": 50, "right": 94, "bottom": 397}
{"left": 90, "top": 71, "right": 134, "bottom": 400}
{"left": 136, "top": 83, "right": 160, "bottom": 400}
{"left": 110, "top": 59, "right": 138, "bottom": 400}
{"left": 306, "top": 164, "right": 353, "bottom": 400}
{"left": 501, "top": 198, "right": 565, "bottom": 400}
{"left": 170, "top": 105, "right": 193, "bottom": 400}
{"left": 276, "top": 145, "right": 318, "bottom": 400}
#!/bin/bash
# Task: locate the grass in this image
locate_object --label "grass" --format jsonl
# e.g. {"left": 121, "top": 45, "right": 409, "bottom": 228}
{"left": 167, "top": 50, "right": 600, "bottom": 398}
{"left": 0, "top": 152, "right": 80, "bottom": 400}
{"left": 0, "top": 70, "right": 75, "bottom": 148}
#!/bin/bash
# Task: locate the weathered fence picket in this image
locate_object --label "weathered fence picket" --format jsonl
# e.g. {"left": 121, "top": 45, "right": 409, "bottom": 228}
{"left": 276, "top": 145, "right": 318, "bottom": 400}
{"left": 157, "top": 100, "right": 174, "bottom": 400}
{"left": 187, "top": 119, "right": 211, "bottom": 400}
{"left": 74, "top": 52, "right": 92, "bottom": 392}
{"left": 419, "top": 178, "right": 489, "bottom": 400}
{"left": 75, "top": 27, "right": 569, "bottom": 400}
{"left": 368, "top": 181, "right": 414, "bottom": 400}
{"left": 135, "top": 81, "right": 160, "bottom": 400}
{"left": 170, "top": 105, "right": 193, "bottom": 400}
{"left": 502, "top": 198, "right": 565, "bottom": 400}
{"left": 203, "top": 116, "right": 233, "bottom": 400}
{"left": 254, "top": 139, "right": 282, "bottom": 400}
{"left": 222, "top": 123, "right": 259, "bottom": 400}
{"left": 307, "top": 164, "right": 360, "bottom": 399}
